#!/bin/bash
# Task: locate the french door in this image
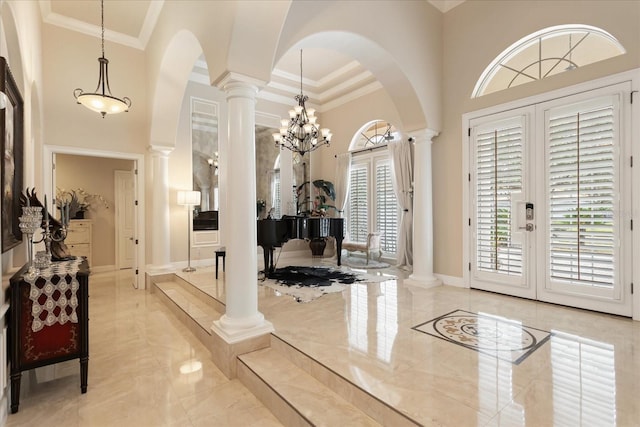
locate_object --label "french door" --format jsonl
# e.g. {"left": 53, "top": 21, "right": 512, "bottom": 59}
{"left": 469, "top": 83, "right": 632, "bottom": 316}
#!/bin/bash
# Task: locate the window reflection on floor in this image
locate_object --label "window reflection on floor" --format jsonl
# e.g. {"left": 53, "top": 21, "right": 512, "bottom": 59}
{"left": 346, "top": 280, "right": 398, "bottom": 364}
{"left": 477, "top": 314, "right": 525, "bottom": 425}
{"left": 551, "top": 331, "right": 616, "bottom": 426}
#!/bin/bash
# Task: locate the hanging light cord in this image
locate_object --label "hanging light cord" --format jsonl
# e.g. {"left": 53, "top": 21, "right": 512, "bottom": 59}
{"left": 101, "top": 0, "right": 105, "bottom": 59}
{"left": 299, "top": 50, "right": 303, "bottom": 96}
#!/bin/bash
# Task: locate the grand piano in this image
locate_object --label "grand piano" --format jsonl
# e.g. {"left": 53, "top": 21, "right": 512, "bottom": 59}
{"left": 257, "top": 216, "right": 344, "bottom": 275}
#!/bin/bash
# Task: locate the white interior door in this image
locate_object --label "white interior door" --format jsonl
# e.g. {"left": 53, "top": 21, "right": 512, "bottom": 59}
{"left": 469, "top": 83, "right": 632, "bottom": 316}
{"left": 115, "top": 170, "right": 135, "bottom": 269}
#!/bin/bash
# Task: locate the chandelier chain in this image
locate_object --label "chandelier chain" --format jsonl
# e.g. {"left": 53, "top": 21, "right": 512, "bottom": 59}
{"left": 299, "top": 49, "right": 303, "bottom": 96}
{"left": 101, "top": 0, "right": 105, "bottom": 58}
{"left": 272, "top": 49, "right": 332, "bottom": 156}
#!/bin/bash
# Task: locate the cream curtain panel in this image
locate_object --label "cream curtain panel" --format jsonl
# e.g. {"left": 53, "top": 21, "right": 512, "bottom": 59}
{"left": 388, "top": 140, "right": 413, "bottom": 267}
{"left": 334, "top": 153, "right": 351, "bottom": 218}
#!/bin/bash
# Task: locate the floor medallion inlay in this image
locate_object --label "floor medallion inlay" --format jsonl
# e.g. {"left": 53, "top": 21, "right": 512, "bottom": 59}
{"left": 412, "top": 309, "right": 551, "bottom": 364}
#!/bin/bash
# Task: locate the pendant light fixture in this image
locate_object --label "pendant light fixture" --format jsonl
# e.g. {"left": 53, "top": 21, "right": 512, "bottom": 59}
{"left": 73, "top": 0, "right": 131, "bottom": 118}
{"left": 272, "top": 50, "right": 331, "bottom": 156}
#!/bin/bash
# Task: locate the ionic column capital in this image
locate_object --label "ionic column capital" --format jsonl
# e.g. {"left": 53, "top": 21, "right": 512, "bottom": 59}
{"left": 409, "top": 128, "right": 440, "bottom": 145}
{"left": 215, "top": 71, "right": 264, "bottom": 98}
{"left": 148, "top": 144, "right": 174, "bottom": 157}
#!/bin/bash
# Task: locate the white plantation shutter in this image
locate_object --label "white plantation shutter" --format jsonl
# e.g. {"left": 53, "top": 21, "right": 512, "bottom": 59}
{"left": 348, "top": 165, "right": 368, "bottom": 243}
{"left": 475, "top": 118, "right": 524, "bottom": 275}
{"left": 375, "top": 161, "right": 398, "bottom": 253}
{"left": 547, "top": 101, "right": 617, "bottom": 287}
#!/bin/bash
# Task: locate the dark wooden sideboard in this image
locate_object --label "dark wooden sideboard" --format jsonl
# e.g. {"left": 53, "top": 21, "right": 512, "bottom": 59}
{"left": 8, "top": 258, "right": 90, "bottom": 413}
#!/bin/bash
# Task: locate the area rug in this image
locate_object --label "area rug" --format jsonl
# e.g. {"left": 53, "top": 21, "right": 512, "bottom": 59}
{"left": 260, "top": 265, "right": 387, "bottom": 303}
{"left": 412, "top": 309, "right": 551, "bottom": 364}
{"left": 341, "top": 256, "right": 390, "bottom": 269}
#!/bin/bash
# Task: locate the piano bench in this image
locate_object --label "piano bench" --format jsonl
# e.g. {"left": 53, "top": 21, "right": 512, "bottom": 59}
{"left": 215, "top": 247, "right": 226, "bottom": 279}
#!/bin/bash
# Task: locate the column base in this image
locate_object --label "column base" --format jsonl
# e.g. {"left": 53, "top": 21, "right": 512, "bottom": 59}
{"left": 405, "top": 274, "right": 442, "bottom": 289}
{"left": 212, "top": 314, "right": 274, "bottom": 344}
{"left": 210, "top": 317, "right": 274, "bottom": 379}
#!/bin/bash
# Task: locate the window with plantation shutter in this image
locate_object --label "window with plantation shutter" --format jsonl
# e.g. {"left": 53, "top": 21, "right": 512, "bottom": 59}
{"left": 347, "top": 153, "right": 399, "bottom": 257}
{"left": 348, "top": 165, "right": 368, "bottom": 243}
{"left": 547, "top": 102, "right": 616, "bottom": 288}
{"left": 474, "top": 118, "right": 524, "bottom": 276}
{"left": 375, "top": 162, "right": 397, "bottom": 253}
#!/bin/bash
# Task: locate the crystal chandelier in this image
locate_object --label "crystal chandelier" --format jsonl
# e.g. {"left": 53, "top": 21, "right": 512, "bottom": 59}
{"left": 73, "top": 0, "right": 131, "bottom": 118}
{"left": 273, "top": 50, "right": 332, "bottom": 156}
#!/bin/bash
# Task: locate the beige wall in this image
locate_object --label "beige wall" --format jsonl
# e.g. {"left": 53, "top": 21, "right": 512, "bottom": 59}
{"left": 436, "top": 0, "right": 640, "bottom": 278}
{"left": 56, "top": 154, "right": 134, "bottom": 268}
{"left": 313, "top": 88, "right": 401, "bottom": 184}
{"left": 41, "top": 24, "right": 148, "bottom": 154}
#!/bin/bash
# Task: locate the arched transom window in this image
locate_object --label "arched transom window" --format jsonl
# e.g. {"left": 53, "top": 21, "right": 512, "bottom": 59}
{"left": 351, "top": 120, "right": 400, "bottom": 151}
{"left": 473, "top": 25, "right": 626, "bottom": 98}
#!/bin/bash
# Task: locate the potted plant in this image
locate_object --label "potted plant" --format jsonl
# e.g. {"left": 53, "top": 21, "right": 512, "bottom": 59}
{"left": 292, "top": 179, "right": 337, "bottom": 254}
{"left": 295, "top": 179, "right": 337, "bottom": 217}
{"left": 56, "top": 188, "right": 109, "bottom": 219}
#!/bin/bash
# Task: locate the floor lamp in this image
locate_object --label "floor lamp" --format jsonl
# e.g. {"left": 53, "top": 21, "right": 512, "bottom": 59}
{"left": 177, "top": 190, "right": 201, "bottom": 272}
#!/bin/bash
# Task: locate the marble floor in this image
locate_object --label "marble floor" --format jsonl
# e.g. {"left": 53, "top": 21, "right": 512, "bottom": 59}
{"left": 181, "top": 257, "right": 640, "bottom": 427}
{"left": 6, "top": 258, "right": 640, "bottom": 426}
{"left": 5, "top": 269, "right": 282, "bottom": 427}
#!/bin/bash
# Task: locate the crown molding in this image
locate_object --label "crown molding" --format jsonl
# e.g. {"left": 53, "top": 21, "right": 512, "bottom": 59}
{"left": 39, "top": 0, "right": 164, "bottom": 51}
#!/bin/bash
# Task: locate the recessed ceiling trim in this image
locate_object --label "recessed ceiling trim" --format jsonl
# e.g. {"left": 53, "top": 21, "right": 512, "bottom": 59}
{"left": 315, "top": 60, "right": 364, "bottom": 87}
{"left": 319, "top": 81, "right": 383, "bottom": 113}
{"left": 319, "top": 71, "right": 375, "bottom": 100}
{"left": 39, "top": 0, "right": 163, "bottom": 50}
{"left": 189, "top": 71, "right": 210, "bottom": 86}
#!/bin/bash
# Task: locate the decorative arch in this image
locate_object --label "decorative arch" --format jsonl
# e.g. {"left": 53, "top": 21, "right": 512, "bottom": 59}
{"left": 2, "top": 2, "right": 26, "bottom": 95}
{"left": 149, "top": 30, "right": 205, "bottom": 146}
{"left": 273, "top": 31, "right": 427, "bottom": 132}
{"left": 473, "top": 25, "right": 626, "bottom": 98}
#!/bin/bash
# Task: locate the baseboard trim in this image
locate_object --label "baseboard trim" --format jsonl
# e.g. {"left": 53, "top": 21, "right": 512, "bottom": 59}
{"left": 435, "top": 273, "right": 466, "bottom": 288}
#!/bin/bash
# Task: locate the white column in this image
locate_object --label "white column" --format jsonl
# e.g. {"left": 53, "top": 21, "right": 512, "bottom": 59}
{"left": 148, "top": 145, "right": 174, "bottom": 270}
{"left": 212, "top": 75, "right": 273, "bottom": 343}
{"left": 406, "top": 129, "right": 441, "bottom": 289}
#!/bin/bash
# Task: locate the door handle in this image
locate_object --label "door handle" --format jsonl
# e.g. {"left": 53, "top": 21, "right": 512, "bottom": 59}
{"left": 519, "top": 223, "right": 534, "bottom": 232}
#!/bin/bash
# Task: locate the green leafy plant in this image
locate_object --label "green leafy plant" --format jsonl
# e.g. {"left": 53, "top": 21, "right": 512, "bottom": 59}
{"left": 295, "top": 179, "right": 337, "bottom": 216}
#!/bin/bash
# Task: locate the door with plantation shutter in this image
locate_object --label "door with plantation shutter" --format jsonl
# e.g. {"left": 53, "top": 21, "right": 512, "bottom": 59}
{"left": 537, "top": 90, "right": 631, "bottom": 316}
{"left": 470, "top": 111, "right": 536, "bottom": 299}
{"left": 469, "top": 83, "right": 632, "bottom": 316}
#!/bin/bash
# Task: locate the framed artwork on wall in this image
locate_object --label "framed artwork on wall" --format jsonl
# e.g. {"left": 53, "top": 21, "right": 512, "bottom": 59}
{"left": 1, "top": 56, "right": 24, "bottom": 253}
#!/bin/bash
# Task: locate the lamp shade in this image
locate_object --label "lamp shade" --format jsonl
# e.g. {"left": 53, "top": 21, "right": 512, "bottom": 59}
{"left": 177, "top": 190, "right": 201, "bottom": 206}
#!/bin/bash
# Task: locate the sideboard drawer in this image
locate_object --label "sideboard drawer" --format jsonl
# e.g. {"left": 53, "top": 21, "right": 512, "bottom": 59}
{"left": 66, "top": 225, "right": 90, "bottom": 244}
{"left": 66, "top": 220, "right": 92, "bottom": 265}
{"left": 67, "top": 243, "right": 90, "bottom": 260}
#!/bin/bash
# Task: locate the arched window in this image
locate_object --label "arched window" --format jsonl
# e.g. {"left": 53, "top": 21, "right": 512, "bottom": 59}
{"left": 473, "top": 25, "right": 626, "bottom": 98}
{"left": 346, "top": 120, "right": 400, "bottom": 256}
{"left": 351, "top": 121, "right": 400, "bottom": 151}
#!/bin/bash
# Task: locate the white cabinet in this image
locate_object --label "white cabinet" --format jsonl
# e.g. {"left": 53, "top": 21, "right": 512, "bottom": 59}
{"left": 66, "top": 220, "right": 92, "bottom": 265}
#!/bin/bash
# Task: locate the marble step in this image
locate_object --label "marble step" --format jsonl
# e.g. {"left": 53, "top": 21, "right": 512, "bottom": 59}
{"left": 269, "top": 335, "right": 421, "bottom": 427}
{"left": 153, "top": 279, "right": 221, "bottom": 340}
{"left": 238, "top": 347, "right": 381, "bottom": 427}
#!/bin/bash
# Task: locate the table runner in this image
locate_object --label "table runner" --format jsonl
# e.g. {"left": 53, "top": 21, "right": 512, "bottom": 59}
{"left": 25, "top": 257, "right": 84, "bottom": 332}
